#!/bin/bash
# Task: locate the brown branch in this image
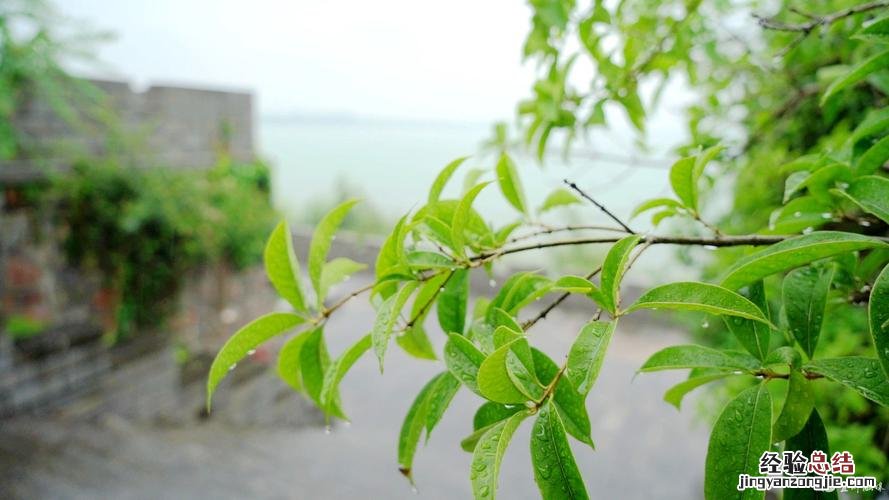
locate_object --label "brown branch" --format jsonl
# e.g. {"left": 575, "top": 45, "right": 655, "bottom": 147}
{"left": 321, "top": 282, "right": 375, "bottom": 318}
{"left": 507, "top": 224, "right": 629, "bottom": 244}
{"left": 564, "top": 179, "right": 636, "bottom": 234}
{"left": 754, "top": 0, "right": 889, "bottom": 33}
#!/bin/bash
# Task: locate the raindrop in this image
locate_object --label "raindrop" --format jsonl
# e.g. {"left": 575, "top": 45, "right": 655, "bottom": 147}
{"left": 439, "top": 287, "right": 446, "bottom": 292}
{"left": 228, "top": 363, "right": 237, "bottom": 371}
{"left": 247, "top": 349, "right": 256, "bottom": 356}
{"left": 524, "top": 400, "right": 536, "bottom": 409}
{"left": 793, "top": 211, "right": 802, "bottom": 218}
{"left": 343, "top": 421, "right": 352, "bottom": 428}
{"left": 411, "top": 486, "right": 419, "bottom": 495}
{"left": 489, "top": 279, "right": 497, "bottom": 288}
{"left": 703, "top": 245, "right": 718, "bottom": 251}
{"left": 701, "top": 320, "right": 710, "bottom": 328}
{"left": 838, "top": 182, "right": 850, "bottom": 189}
{"left": 821, "top": 213, "right": 833, "bottom": 219}
{"left": 802, "top": 227, "right": 814, "bottom": 234}
{"left": 324, "top": 425, "right": 332, "bottom": 435}
{"left": 860, "top": 220, "right": 872, "bottom": 227}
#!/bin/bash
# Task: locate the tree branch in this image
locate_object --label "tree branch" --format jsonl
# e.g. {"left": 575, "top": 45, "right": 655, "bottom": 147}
{"left": 753, "top": 0, "right": 889, "bottom": 33}
{"left": 564, "top": 179, "right": 636, "bottom": 234}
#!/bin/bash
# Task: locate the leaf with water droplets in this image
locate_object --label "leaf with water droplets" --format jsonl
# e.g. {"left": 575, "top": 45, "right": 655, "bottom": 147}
{"left": 772, "top": 370, "right": 815, "bottom": 443}
{"left": 462, "top": 402, "right": 524, "bottom": 452}
{"left": 663, "top": 372, "right": 732, "bottom": 410}
{"left": 720, "top": 232, "right": 887, "bottom": 290}
{"left": 308, "top": 199, "right": 360, "bottom": 299}
{"left": 207, "top": 312, "right": 305, "bottom": 410}
{"left": 452, "top": 182, "right": 492, "bottom": 258}
{"left": 870, "top": 264, "right": 889, "bottom": 380}
{"left": 533, "top": 348, "right": 594, "bottom": 447}
{"left": 724, "top": 281, "right": 771, "bottom": 360}
{"left": 804, "top": 357, "right": 889, "bottom": 406}
{"left": 470, "top": 410, "right": 527, "bottom": 500}
{"left": 264, "top": 221, "right": 308, "bottom": 313}
{"left": 783, "top": 265, "right": 834, "bottom": 359}
{"left": 478, "top": 339, "right": 539, "bottom": 404}
{"left": 832, "top": 175, "right": 889, "bottom": 224}
{"left": 319, "top": 334, "right": 372, "bottom": 418}
{"left": 300, "top": 327, "right": 346, "bottom": 419}
{"left": 530, "top": 401, "right": 589, "bottom": 500}
{"left": 444, "top": 333, "right": 487, "bottom": 396}
{"left": 438, "top": 269, "right": 470, "bottom": 335}
{"left": 398, "top": 372, "right": 460, "bottom": 482}
{"left": 318, "top": 257, "right": 367, "bottom": 307}
{"left": 486, "top": 272, "right": 554, "bottom": 322}
{"left": 566, "top": 320, "right": 616, "bottom": 395}
{"left": 371, "top": 281, "right": 419, "bottom": 371}
{"left": 704, "top": 384, "right": 772, "bottom": 500}
{"left": 640, "top": 344, "right": 761, "bottom": 373}
{"left": 784, "top": 409, "right": 838, "bottom": 500}
{"left": 600, "top": 235, "right": 642, "bottom": 314}
{"left": 626, "top": 282, "right": 774, "bottom": 327}
{"left": 276, "top": 329, "right": 312, "bottom": 392}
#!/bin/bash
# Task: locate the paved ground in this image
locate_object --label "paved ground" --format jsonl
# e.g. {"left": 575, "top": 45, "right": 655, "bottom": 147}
{"left": 0, "top": 276, "right": 710, "bottom": 499}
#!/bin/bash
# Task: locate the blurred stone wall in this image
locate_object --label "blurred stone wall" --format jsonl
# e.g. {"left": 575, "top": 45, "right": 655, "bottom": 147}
{"left": 3, "top": 79, "right": 254, "bottom": 182}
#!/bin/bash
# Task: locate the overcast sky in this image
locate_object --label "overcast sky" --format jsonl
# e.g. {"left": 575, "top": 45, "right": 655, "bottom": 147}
{"left": 55, "top": 0, "right": 538, "bottom": 122}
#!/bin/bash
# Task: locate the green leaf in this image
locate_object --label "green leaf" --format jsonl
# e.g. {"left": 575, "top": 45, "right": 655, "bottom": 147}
{"left": 207, "top": 312, "right": 305, "bottom": 409}
{"left": 871, "top": 264, "right": 889, "bottom": 379}
{"left": 318, "top": 257, "right": 367, "bottom": 307}
{"left": 720, "top": 232, "right": 887, "bottom": 290}
{"left": 438, "top": 269, "right": 469, "bottom": 335}
{"left": 406, "top": 251, "right": 456, "bottom": 270}
{"left": 724, "top": 281, "right": 771, "bottom": 360}
{"left": 530, "top": 401, "right": 589, "bottom": 500}
{"left": 532, "top": 348, "right": 593, "bottom": 447}
{"left": 833, "top": 175, "right": 889, "bottom": 223}
{"left": 539, "top": 188, "right": 580, "bottom": 213}
{"left": 319, "top": 334, "right": 372, "bottom": 416}
{"left": 600, "top": 235, "right": 642, "bottom": 313}
{"left": 444, "top": 333, "right": 487, "bottom": 395}
{"left": 429, "top": 156, "right": 469, "bottom": 203}
{"left": 626, "top": 282, "right": 773, "bottom": 326}
{"left": 375, "top": 215, "right": 409, "bottom": 299}
{"left": 396, "top": 324, "right": 438, "bottom": 360}
{"left": 486, "top": 272, "right": 553, "bottom": 321}
{"left": 854, "top": 135, "right": 889, "bottom": 176}
{"left": 263, "top": 221, "right": 307, "bottom": 313}
{"left": 772, "top": 371, "right": 815, "bottom": 443}
{"left": 783, "top": 266, "right": 834, "bottom": 359}
{"left": 663, "top": 373, "right": 731, "bottom": 410}
{"left": 821, "top": 49, "right": 889, "bottom": 105}
{"left": 470, "top": 411, "right": 527, "bottom": 500}
{"left": 493, "top": 325, "right": 522, "bottom": 348}
{"left": 630, "top": 197, "right": 683, "bottom": 219}
{"left": 474, "top": 402, "right": 524, "bottom": 431}
{"left": 855, "top": 15, "right": 889, "bottom": 42}
{"left": 276, "top": 329, "right": 312, "bottom": 392}
{"left": 784, "top": 164, "right": 851, "bottom": 202}
{"left": 669, "top": 155, "right": 697, "bottom": 209}
{"left": 640, "top": 344, "right": 761, "bottom": 372}
{"left": 495, "top": 154, "right": 528, "bottom": 215}
{"left": 566, "top": 320, "right": 616, "bottom": 395}
{"left": 804, "top": 357, "right": 889, "bottom": 406}
{"left": 300, "top": 327, "right": 346, "bottom": 419}
{"left": 784, "top": 409, "right": 838, "bottom": 500}
{"left": 704, "top": 384, "right": 772, "bottom": 500}
{"left": 372, "top": 281, "right": 419, "bottom": 371}
{"left": 308, "top": 199, "right": 360, "bottom": 297}
{"left": 478, "top": 339, "right": 537, "bottom": 404}
{"left": 452, "top": 182, "right": 492, "bottom": 257}
{"left": 398, "top": 372, "right": 461, "bottom": 481}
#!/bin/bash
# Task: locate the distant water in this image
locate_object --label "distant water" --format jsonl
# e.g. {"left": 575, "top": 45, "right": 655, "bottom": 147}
{"left": 259, "top": 115, "right": 701, "bottom": 283}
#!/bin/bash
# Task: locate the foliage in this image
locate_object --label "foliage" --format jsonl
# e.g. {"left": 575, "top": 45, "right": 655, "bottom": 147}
{"left": 209, "top": 2, "right": 889, "bottom": 499}
{"left": 54, "top": 159, "right": 276, "bottom": 341}
{"left": 0, "top": 0, "right": 111, "bottom": 160}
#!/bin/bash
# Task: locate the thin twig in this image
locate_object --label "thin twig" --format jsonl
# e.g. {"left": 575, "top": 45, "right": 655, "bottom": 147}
{"left": 321, "top": 282, "right": 375, "bottom": 318}
{"left": 507, "top": 224, "right": 630, "bottom": 244}
{"left": 522, "top": 265, "right": 603, "bottom": 330}
{"left": 753, "top": 0, "right": 889, "bottom": 33}
{"left": 564, "top": 179, "right": 636, "bottom": 234}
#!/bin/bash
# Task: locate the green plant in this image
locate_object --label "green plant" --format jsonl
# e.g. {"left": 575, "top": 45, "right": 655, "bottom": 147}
{"left": 208, "top": 2, "right": 889, "bottom": 499}
{"left": 55, "top": 159, "right": 276, "bottom": 341}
